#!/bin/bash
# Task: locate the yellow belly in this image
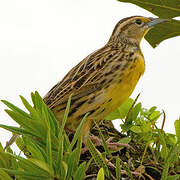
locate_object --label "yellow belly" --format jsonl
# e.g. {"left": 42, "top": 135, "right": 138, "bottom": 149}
{"left": 81, "top": 55, "right": 145, "bottom": 136}
{"left": 85, "top": 53, "right": 145, "bottom": 123}
{"left": 106, "top": 56, "right": 145, "bottom": 111}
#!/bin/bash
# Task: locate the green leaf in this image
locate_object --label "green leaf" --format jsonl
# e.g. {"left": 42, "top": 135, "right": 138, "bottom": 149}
{"left": 48, "top": 108, "right": 59, "bottom": 136}
{"left": 94, "top": 120, "right": 110, "bottom": 155}
{"left": 118, "top": 137, "right": 131, "bottom": 151}
{"left": 116, "top": 156, "right": 121, "bottom": 180}
{"left": 40, "top": 99, "right": 58, "bottom": 137}
{"left": 87, "top": 138, "right": 109, "bottom": 178}
{"left": 161, "top": 159, "right": 170, "bottom": 180}
{"left": 31, "top": 91, "right": 43, "bottom": 114}
{"left": 68, "top": 113, "right": 88, "bottom": 151}
{"left": 119, "top": 137, "right": 131, "bottom": 144}
{"left": 1, "top": 100, "right": 30, "bottom": 118}
{"left": 4, "top": 110, "right": 43, "bottom": 137}
{"left": 141, "top": 121, "right": 152, "bottom": 134}
{"left": 149, "top": 106, "right": 157, "bottom": 114}
{"left": 1, "top": 169, "right": 50, "bottom": 180}
{"left": 16, "top": 137, "right": 31, "bottom": 158}
{"left": 56, "top": 134, "right": 64, "bottom": 175}
{"left": 118, "top": 0, "right": 180, "bottom": 18}
{"left": 166, "top": 133, "right": 177, "bottom": 146}
{"left": 46, "top": 128, "right": 52, "bottom": 171}
{"left": 130, "top": 102, "right": 142, "bottom": 121}
{"left": 160, "top": 140, "right": 180, "bottom": 180}
{"left": 0, "top": 154, "right": 8, "bottom": 168}
{"left": 85, "top": 158, "right": 93, "bottom": 172}
{"left": 28, "top": 159, "right": 54, "bottom": 177}
{"left": 118, "top": 98, "right": 134, "bottom": 119}
{"left": 66, "top": 149, "right": 79, "bottom": 179}
{"left": 20, "top": 95, "right": 41, "bottom": 121}
{"left": 96, "top": 168, "right": 104, "bottom": 180}
{"left": 166, "top": 175, "right": 180, "bottom": 180}
{"left": 0, "top": 152, "right": 51, "bottom": 177}
{"left": 63, "top": 133, "right": 70, "bottom": 152}
{"left": 159, "top": 132, "right": 169, "bottom": 159}
{"left": 168, "top": 144, "right": 180, "bottom": 164}
{"left": 57, "top": 161, "right": 68, "bottom": 180}
{"left": 4, "top": 147, "right": 19, "bottom": 171}
{"left": 74, "top": 162, "right": 86, "bottom": 180}
{"left": 60, "top": 94, "right": 72, "bottom": 132}
{"left": 146, "top": 20, "right": 180, "bottom": 47}
{"left": 74, "top": 137, "right": 83, "bottom": 165}
{"left": 25, "top": 138, "right": 46, "bottom": 161}
{"left": 130, "top": 126, "right": 142, "bottom": 133}
{"left": 117, "top": 0, "right": 180, "bottom": 47}
{"left": 41, "top": 105, "right": 52, "bottom": 132}
{"left": 0, "top": 168, "right": 13, "bottom": 180}
{"left": 148, "top": 110, "right": 161, "bottom": 122}
{"left": 0, "top": 124, "right": 39, "bottom": 138}
{"left": 174, "top": 119, "right": 180, "bottom": 142}
{"left": 105, "top": 109, "right": 120, "bottom": 120}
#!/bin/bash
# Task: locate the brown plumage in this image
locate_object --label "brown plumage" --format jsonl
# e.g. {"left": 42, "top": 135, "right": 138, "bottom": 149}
{"left": 4, "top": 16, "right": 167, "bottom": 150}
{"left": 43, "top": 16, "right": 167, "bottom": 141}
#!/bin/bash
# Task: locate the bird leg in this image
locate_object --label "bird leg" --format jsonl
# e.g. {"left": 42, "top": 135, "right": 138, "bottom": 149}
{"left": 90, "top": 135, "right": 134, "bottom": 151}
{"left": 105, "top": 137, "right": 134, "bottom": 151}
{"left": 81, "top": 135, "right": 134, "bottom": 154}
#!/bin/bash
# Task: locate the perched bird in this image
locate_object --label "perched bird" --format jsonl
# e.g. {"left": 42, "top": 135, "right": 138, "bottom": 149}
{"left": 43, "top": 16, "right": 167, "bottom": 144}
{"left": 4, "top": 16, "right": 167, "bottom": 150}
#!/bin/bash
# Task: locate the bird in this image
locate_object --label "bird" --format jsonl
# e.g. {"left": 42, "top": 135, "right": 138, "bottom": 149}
{"left": 5, "top": 16, "right": 167, "bottom": 150}
{"left": 43, "top": 16, "right": 167, "bottom": 146}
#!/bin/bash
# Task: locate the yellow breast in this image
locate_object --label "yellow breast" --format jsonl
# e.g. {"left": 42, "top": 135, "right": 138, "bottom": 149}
{"left": 106, "top": 53, "right": 145, "bottom": 111}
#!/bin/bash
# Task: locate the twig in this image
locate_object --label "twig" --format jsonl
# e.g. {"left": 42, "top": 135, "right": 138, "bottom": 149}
{"left": 161, "top": 110, "right": 166, "bottom": 133}
{"left": 148, "top": 145, "right": 158, "bottom": 164}
{"left": 125, "top": 93, "right": 140, "bottom": 123}
{"left": 144, "top": 173, "right": 154, "bottom": 180}
{"left": 85, "top": 174, "right": 97, "bottom": 179}
{"left": 138, "top": 144, "right": 148, "bottom": 180}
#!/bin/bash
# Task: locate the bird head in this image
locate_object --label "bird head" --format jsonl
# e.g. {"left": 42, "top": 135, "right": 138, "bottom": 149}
{"left": 109, "top": 16, "right": 168, "bottom": 45}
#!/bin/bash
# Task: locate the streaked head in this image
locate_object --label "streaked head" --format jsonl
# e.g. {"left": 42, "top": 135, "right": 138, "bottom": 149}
{"left": 109, "top": 16, "right": 168, "bottom": 44}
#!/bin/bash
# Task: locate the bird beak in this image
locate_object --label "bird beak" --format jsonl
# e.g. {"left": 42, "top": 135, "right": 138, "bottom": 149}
{"left": 146, "top": 18, "right": 169, "bottom": 28}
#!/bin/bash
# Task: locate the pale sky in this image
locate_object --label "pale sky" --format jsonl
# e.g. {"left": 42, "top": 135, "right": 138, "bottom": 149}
{"left": 0, "top": 0, "right": 180, "bottom": 149}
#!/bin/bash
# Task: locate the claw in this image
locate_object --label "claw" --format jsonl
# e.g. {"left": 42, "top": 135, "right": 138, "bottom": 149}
{"left": 106, "top": 137, "right": 135, "bottom": 151}
{"left": 81, "top": 135, "right": 134, "bottom": 154}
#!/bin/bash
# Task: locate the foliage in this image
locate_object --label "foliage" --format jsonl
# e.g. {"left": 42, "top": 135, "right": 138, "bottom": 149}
{"left": 117, "top": 0, "right": 180, "bottom": 47}
{"left": 96, "top": 168, "right": 104, "bottom": 180}
{"left": 1, "top": 1, "right": 180, "bottom": 179}
{"left": 0, "top": 92, "right": 179, "bottom": 179}
{"left": 0, "top": 92, "right": 90, "bottom": 180}
{"left": 104, "top": 95, "right": 180, "bottom": 179}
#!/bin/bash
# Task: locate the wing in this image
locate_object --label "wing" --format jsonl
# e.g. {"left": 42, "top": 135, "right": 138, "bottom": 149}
{"left": 43, "top": 44, "right": 121, "bottom": 110}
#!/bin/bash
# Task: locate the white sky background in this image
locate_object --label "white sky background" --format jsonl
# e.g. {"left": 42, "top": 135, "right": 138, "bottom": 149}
{"left": 0, "top": 0, "right": 180, "bottom": 149}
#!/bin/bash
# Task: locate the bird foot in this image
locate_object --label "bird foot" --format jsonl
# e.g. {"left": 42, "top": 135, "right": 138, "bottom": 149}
{"left": 90, "top": 136, "right": 134, "bottom": 151}
{"left": 106, "top": 137, "right": 134, "bottom": 151}
{"left": 81, "top": 135, "right": 134, "bottom": 154}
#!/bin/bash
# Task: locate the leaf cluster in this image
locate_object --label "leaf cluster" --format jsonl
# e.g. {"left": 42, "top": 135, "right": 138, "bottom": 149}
{"left": 0, "top": 92, "right": 179, "bottom": 180}
{"left": 104, "top": 95, "right": 180, "bottom": 180}
{"left": 0, "top": 92, "right": 90, "bottom": 180}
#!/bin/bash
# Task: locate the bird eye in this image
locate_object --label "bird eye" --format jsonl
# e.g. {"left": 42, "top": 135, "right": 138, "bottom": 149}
{"left": 135, "top": 19, "right": 142, "bottom": 25}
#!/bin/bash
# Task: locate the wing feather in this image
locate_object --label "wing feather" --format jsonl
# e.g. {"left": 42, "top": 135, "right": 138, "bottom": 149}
{"left": 43, "top": 45, "right": 120, "bottom": 109}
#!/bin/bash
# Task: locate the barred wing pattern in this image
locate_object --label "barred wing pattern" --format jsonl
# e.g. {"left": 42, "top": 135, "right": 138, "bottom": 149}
{"left": 43, "top": 44, "right": 122, "bottom": 110}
